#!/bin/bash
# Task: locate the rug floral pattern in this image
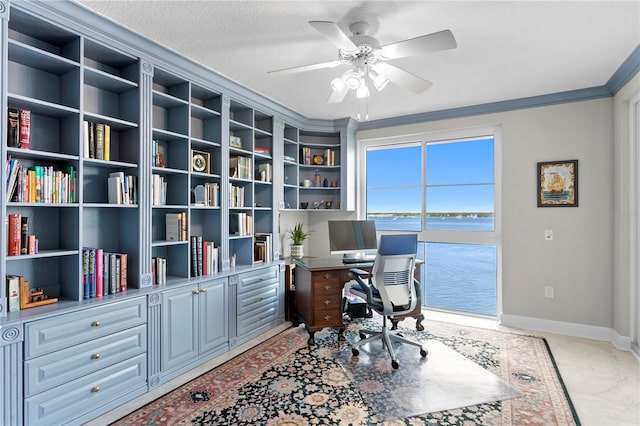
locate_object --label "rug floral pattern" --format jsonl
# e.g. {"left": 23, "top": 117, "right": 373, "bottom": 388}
{"left": 113, "top": 318, "right": 580, "bottom": 425}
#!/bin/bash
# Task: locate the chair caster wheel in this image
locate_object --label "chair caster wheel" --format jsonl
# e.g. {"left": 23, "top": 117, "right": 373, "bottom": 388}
{"left": 420, "top": 348, "right": 428, "bottom": 358}
{"left": 352, "top": 348, "right": 359, "bottom": 356}
{"left": 392, "top": 360, "right": 399, "bottom": 369}
{"left": 359, "top": 333, "right": 367, "bottom": 340}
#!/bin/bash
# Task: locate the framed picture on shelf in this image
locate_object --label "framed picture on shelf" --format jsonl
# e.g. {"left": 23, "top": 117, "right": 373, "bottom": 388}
{"left": 191, "top": 149, "right": 210, "bottom": 174}
{"left": 537, "top": 160, "right": 578, "bottom": 207}
{"left": 229, "top": 135, "right": 242, "bottom": 148}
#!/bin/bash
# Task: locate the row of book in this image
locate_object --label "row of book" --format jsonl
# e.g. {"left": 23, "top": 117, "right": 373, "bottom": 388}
{"left": 300, "top": 147, "right": 336, "bottom": 166}
{"left": 6, "top": 214, "right": 38, "bottom": 256}
{"left": 6, "top": 158, "right": 76, "bottom": 204}
{"left": 254, "top": 233, "right": 273, "bottom": 263}
{"left": 165, "top": 212, "right": 187, "bottom": 241}
{"left": 108, "top": 171, "right": 137, "bottom": 205}
{"left": 230, "top": 156, "right": 252, "bottom": 180}
{"left": 230, "top": 212, "right": 252, "bottom": 236}
{"left": 151, "top": 256, "right": 167, "bottom": 285}
{"left": 84, "top": 121, "right": 111, "bottom": 160}
{"left": 7, "top": 108, "right": 30, "bottom": 149}
{"left": 82, "top": 248, "right": 128, "bottom": 299}
{"left": 152, "top": 174, "right": 168, "bottom": 205}
{"left": 190, "top": 236, "right": 219, "bottom": 277}
{"left": 229, "top": 184, "right": 245, "bottom": 208}
{"left": 193, "top": 183, "right": 220, "bottom": 207}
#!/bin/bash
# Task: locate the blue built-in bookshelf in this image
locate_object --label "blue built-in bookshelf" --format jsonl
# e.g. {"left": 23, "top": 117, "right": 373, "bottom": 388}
{"left": 0, "top": 1, "right": 356, "bottom": 425}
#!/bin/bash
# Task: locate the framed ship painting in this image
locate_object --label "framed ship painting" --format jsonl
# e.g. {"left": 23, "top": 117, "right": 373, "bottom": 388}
{"left": 537, "top": 160, "right": 578, "bottom": 207}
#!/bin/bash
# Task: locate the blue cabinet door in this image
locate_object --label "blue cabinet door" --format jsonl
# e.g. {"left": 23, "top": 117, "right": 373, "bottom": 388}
{"left": 161, "top": 285, "right": 199, "bottom": 371}
{"left": 200, "top": 278, "right": 229, "bottom": 354}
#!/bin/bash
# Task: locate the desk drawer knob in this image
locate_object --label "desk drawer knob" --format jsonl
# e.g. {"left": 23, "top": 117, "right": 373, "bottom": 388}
{"left": 323, "top": 315, "right": 331, "bottom": 322}
{"left": 91, "top": 353, "right": 100, "bottom": 360}
{"left": 323, "top": 273, "right": 332, "bottom": 280}
{"left": 323, "top": 299, "right": 331, "bottom": 306}
{"left": 92, "top": 386, "right": 100, "bottom": 393}
{"left": 92, "top": 321, "right": 100, "bottom": 327}
{"left": 323, "top": 285, "right": 332, "bottom": 291}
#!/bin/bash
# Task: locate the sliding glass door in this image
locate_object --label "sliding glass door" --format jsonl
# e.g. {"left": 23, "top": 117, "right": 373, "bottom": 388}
{"left": 360, "top": 127, "right": 501, "bottom": 317}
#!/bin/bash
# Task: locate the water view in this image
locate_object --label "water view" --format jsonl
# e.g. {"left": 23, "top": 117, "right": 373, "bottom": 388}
{"left": 368, "top": 215, "right": 497, "bottom": 316}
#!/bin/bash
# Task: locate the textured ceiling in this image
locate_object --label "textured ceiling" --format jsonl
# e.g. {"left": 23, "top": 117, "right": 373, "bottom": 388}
{"left": 76, "top": 0, "right": 640, "bottom": 122}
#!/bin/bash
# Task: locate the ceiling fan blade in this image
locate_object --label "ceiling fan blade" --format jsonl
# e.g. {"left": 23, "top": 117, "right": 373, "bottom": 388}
{"left": 268, "top": 60, "right": 344, "bottom": 75}
{"left": 327, "top": 86, "right": 349, "bottom": 104}
{"left": 309, "top": 21, "right": 357, "bottom": 52}
{"left": 372, "top": 62, "right": 433, "bottom": 93}
{"left": 378, "top": 29, "right": 457, "bottom": 60}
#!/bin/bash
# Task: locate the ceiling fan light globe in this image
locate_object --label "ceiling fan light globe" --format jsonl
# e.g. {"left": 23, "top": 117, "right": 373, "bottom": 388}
{"left": 344, "top": 73, "right": 361, "bottom": 89}
{"left": 356, "top": 84, "right": 370, "bottom": 99}
{"left": 330, "top": 78, "right": 345, "bottom": 92}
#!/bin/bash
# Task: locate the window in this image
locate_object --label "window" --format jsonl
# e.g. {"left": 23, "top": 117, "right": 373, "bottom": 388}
{"left": 360, "top": 127, "right": 501, "bottom": 317}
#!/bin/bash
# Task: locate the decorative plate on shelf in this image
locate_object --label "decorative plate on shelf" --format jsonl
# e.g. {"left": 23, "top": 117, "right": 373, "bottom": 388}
{"left": 313, "top": 155, "right": 324, "bottom": 165}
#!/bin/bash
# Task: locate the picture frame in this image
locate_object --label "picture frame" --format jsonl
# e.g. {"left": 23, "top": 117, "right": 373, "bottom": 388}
{"left": 537, "top": 160, "right": 578, "bottom": 207}
{"left": 191, "top": 149, "right": 210, "bottom": 174}
{"left": 229, "top": 135, "right": 242, "bottom": 149}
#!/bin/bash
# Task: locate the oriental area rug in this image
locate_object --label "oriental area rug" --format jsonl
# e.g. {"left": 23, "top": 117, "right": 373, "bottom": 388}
{"left": 112, "top": 317, "right": 580, "bottom": 425}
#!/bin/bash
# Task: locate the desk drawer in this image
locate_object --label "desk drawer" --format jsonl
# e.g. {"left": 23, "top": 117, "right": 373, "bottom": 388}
{"left": 25, "top": 325, "right": 147, "bottom": 397}
{"left": 313, "top": 306, "right": 342, "bottom": 327}
{"left": 25, "top": 297, "right": 146, "bottom": 359}
{"left": 24, "top": 353, "right": 146, "bottom": 426}
{"left": 313, "top": 293, "right": 342, "bottom": 312}
{"left": 341, "top": 268, "right": 370, "bottom": 282}
{"left": 311, "top": 270, "right": 340, "bottom": 286}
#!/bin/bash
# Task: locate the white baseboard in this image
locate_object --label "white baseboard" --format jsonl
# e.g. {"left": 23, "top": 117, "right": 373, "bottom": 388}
{"left": 501, "top": 314, "right": 632, "bottom": 351}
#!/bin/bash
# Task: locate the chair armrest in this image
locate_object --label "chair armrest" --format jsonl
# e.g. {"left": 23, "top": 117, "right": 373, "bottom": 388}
{"left": 350, "top": 268, "right": 370, "bottom": 277}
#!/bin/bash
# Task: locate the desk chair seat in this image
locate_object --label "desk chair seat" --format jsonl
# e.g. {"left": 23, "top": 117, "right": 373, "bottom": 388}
{"left": 345, "top": 234, "right": 427, "bottom": 369}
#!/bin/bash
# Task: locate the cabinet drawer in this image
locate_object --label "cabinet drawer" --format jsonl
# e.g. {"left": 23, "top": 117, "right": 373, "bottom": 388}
{"left": 312, "top": 278, "right": 341, "bottom": 296}
{"left": 25, "top": 325, "right": 147, "bottom": 397}
{"left": 237, "top": 282, "right": 278, "bottom": 315}
{"left": 237, "top": 301, "right": 279, "bottom": 336}
{"left": 311, "top": 270, "right": 340, "bottom": 286}
{"left": 25, "top": 297, "right": 146, "bottom": 359}
{"left": 24, "top": 354, "right": 147, "bottom": 426}
{"left": 237, "top": 266, "right": 279, "bottom": 293}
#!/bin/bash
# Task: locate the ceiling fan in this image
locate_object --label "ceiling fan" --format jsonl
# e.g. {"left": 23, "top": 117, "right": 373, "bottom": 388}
{"left": 269, "top": 21, "right": 457, "bottom": 104}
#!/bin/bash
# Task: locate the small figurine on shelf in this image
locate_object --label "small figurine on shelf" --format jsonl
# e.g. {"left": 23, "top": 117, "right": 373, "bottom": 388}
{"left": 314, "top": 169, "right": 321, "bottom": 187}
{"left": 323, "top": 178, "right": 329, "bottom": 187}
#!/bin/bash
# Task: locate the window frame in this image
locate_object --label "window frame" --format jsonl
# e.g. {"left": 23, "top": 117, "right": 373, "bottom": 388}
{"left": 357, "top": 125, "right": 503, "bottom": 316}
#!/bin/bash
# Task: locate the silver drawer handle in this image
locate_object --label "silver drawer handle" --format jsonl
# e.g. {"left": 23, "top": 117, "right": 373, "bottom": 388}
{"left": 92, "top": 321, "right": 100, "bottom": 327}
{"left": 91, "top": 353, "right": 100, "bottom": 360}
{"left": 92, "top": 386, "right": 100, "bottom": 393}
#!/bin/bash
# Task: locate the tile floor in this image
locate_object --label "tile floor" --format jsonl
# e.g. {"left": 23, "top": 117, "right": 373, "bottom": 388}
{"left": 86, "top": 311, "right": 640, "bottom": 426}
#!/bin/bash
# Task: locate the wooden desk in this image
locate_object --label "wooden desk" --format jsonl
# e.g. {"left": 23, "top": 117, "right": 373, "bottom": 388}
{"left": 289, "top": 257, "right": 424, "bottom": 345}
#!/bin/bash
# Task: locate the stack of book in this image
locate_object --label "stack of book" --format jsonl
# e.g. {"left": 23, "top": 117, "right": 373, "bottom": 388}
{"left": 152, "top": 174, "right": 167, "bottom": 205}
{"left": 193, "top": 183, "right": 220, "bottom": 207}
{"left": 254, "top": 233, "right": 273, "bottom": 263}
{"left": 6, "top": 214, "right": 38, "bottom": 256}
{"left": 165, "top": 212, "right": 187, "bottom": 241}
{"left": 229, "top": 156, "right": 252, "bottom": 180}
{"left": 229, "top": 184, "right": 245, "bottom": 207}
{"left": 7, "top": 108, "right": 31, "bottom": 149}
{"left": 190, "top": 236, "right": 218, "bottom": 277}
{"left": 108, "top": 171, "right": 137, "bottom": 205}
{"left": 230, "top": 212, "right": 252, "bottom": 236}
{"left": 6, "top": 158, "right": 76, "bottom": 203}
{"left": 151, "top": 256, "right": 166, "bottom": 284}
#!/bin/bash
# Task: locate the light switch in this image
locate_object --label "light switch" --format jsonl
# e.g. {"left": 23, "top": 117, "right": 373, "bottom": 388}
{"left": 544, "top": 229, "right": 553, "bottom": 240}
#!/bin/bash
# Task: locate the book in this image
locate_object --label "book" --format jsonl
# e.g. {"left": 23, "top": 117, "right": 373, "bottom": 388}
{"left": 191, "top": 236, "right": 199, "bottom": 277}
{"left": 95, "top": 123, "right": 105, "bottom": 160}
{"left": 197, "top": 235, "right": 203, "bottom": 276}
{"left": 8, "top": 213, "right": 21, "bottom": 256}
{"left": 104, "top": 124, "right": 111, "bottom": 161}
{"left": 103, "top": 251, "right": 110, "bottom": 296}
{"left": 95, "top": 248, "right": 103, "bottom": 297}
{"left": 18, "top": 109, "right": 30, "bottom": 149}
{"left": 114, "top": 255, "right": 121, "bottom": 293}
{"left": 110, "top": 253, "right": 118, "bottom": 294}
{"left": 118, "top": 252, "right": 127, "bottom": 292}
{"left": 6, "top": 157, "right": 20, "bottom": 201}
{"left": 82, "top": 248, "right": 90, "bottom": 299}
{"left": 28, "top": 235, "right": 36, "bottom": 254}
{"left": 181, "top": 211, "right": 187, "bottom": 241}
{"left": 7, "top": 108, "right": 20, "bottom": 148}
{"left": 165, "top": 213, "right": 181, "bottom": 241}
{"left": 83, "top": 121, "right": 90, "bottom": 158}
{"left": 6, "top": 275, "right": 20, "bottom": 312}
{"left": 20, "top": 216, "right": 29, "bottom": 255}
{"left": 88, "top": 248, "right": 96, "bottom": 298}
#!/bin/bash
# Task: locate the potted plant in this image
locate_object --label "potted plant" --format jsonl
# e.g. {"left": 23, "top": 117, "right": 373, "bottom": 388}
{"left": 288, "top": 222, "right": 310, "bottom": 258}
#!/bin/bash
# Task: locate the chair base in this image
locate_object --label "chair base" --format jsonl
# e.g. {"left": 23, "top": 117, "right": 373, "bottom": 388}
{"left": 351, "top": 317, "right": 428, "bottom": 369}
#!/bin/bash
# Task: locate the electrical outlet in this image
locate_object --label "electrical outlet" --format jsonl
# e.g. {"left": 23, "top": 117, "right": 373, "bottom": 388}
{"left": 544, "top": 229, "right": 553, "bottom": 240}
{"left": 544, "top": 286, "right": 554, "bottom": 298}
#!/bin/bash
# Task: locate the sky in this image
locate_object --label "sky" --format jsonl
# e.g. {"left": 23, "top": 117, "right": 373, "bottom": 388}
{"left": 366, "top": 138, "right": 494, "bottom": 213}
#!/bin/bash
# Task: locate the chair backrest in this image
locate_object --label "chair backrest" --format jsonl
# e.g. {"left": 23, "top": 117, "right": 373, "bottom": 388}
{"left": 370, "top": 234, "right": 418, "bottom": 315}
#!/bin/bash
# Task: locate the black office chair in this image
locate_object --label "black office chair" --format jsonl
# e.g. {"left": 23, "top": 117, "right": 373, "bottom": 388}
{"left": 347, "top": 234, "right": 427, "bottom": 369}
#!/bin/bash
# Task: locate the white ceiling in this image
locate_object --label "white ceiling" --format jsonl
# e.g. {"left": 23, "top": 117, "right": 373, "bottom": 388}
{"left": 76, "top": 1, "right": 640, "bottom": 122}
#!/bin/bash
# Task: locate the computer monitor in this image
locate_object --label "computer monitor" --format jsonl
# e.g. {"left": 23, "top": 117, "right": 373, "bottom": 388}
{"left": 328, "top": 220, "right": 378, "bottom": 263}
